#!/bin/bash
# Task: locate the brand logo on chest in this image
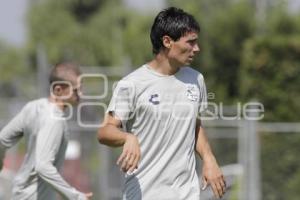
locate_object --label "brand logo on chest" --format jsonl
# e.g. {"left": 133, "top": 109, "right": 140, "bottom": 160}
{"left": 149, "top": 94, "right": 160, "bottom": 105}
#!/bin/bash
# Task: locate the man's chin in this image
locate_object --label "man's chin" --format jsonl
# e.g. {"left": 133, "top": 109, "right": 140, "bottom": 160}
{"left": 67, "top": 100, "right": 79, "bottom": 107}
{"left": 184, "top": 61, "right": 192, "bottom": 66}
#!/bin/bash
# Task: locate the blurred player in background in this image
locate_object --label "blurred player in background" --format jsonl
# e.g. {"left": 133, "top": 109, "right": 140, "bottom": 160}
{"left": 0, "top": 62, "right": 92, "bottom": 200}
{"left": 98, "top": 7, "right": 226, "bottom": 200}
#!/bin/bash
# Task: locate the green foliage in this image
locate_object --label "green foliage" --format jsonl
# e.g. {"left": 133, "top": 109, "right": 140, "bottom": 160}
{"left": 265, "top": 3, "right": 300, "bottom": 35}
{"left": 27, "top": 0, "right": 153, "bottom": 67}
{"left": 28, "top": 1, "right": 79, "bottom": 64}
{"left": 201, "top": 1, "right": 254, "bottom": 102}
{"left": 240, "top": 35, "right": 300, "bottom": 121}
{"left": 261, "top": 133, "right": 300, "bottom": 200}
{"left": 240, "top": 7, "right": 300, "bottom": 199}
{"left": 0, "top": 43, "right": 25, "bottom": 82}
{"left": 0, "top": 43, "right": 29, "bottom": 97}
{"left": 122, "top": 13, "right": 153, "bottom": 66}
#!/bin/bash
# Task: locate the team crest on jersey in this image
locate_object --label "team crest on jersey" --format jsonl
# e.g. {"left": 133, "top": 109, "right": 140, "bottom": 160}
{"left": 186, "top": 84, "right": 199, "bottom": 101}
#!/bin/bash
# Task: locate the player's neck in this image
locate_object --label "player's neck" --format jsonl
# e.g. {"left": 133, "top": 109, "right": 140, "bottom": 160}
{"left": 48, "top": 96, "right": 66, "bottom": 111}
{"left": 148, "top": 53, "right": 180, "bottom": 75}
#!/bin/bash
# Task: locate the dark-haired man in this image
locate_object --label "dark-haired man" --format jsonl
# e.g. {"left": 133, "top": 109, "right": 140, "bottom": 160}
{"left": 98, "top": 7, "right": 226, "bottom": 199}
{"left": 0, "top": 63, "right": 92, "bottom": 200}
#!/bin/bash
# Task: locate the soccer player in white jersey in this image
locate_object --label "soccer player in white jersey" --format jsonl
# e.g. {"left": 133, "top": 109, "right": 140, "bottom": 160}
{"left": 0, "top": 63, "right": 92, "bottom": 200}
{"left": 98, "top": 7, "right": 226, "bottom": 199}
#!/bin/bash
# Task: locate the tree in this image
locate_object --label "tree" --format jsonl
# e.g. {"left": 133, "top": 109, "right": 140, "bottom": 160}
{"left": 0, "top": 42, "right": 29, "bottom": 97}
{"left": 240, "top": 6, "right": 300, "bottom": 199}
{"left": 27, "top": 0, "right": 154, "bottom": 67}
{"left": 27, "top": 0, "right": 125, "bottom": 66}
{"left": 240, "top": 35, "right": 300, "bottom": 122}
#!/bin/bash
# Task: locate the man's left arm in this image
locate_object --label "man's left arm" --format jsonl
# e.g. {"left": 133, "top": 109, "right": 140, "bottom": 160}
{"left": 195, "top": 119, "right": 226, "bottom": 199}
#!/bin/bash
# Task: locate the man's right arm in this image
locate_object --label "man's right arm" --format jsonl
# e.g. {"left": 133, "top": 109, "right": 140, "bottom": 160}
{"left": 0, "top": 151, "right": 4, "bottom": 171}
{"left": 97, "top": 112, "right": 128, "bottom": 147}
{"left": 0, "top": 105, "right": 27, "bottom": 171}
{"left": 98, "top": 113, "right": 140, "bottom": 173}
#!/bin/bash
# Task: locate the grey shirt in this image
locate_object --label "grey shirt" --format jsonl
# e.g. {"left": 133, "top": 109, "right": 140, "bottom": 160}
{"left": 0, "top": 98, "right": 86, "bottom": 200}
{"left": 108, "top": 65, "right": 207, "bottom": 200}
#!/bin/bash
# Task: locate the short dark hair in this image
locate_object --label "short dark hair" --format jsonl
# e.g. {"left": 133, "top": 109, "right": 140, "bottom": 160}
{"left": 150, "top": 7, "right": 200, "bottom": 54}
{"left": 49, "top": 62, "right": 81, "bottom": 87}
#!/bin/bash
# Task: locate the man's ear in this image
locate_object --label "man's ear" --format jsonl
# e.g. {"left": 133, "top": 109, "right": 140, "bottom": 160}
{"left": 52, "top": 85, "right": 63, "bottom": 97}
{"left": 162, "top": 35, "right": 173, "bottom": 49}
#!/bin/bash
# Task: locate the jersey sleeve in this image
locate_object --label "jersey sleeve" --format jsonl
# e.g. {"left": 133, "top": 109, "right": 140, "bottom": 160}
{"left": 35, "top": 120, "right": 86, "bottom": 200}
{"left": 107, "top": 80, "right": 135, "bottom": 130}
{"left": 0, "top": 103, "right": 28, "bottom": 163}
{"left": 197, "top": 74, "right": 208, "bottom": 114}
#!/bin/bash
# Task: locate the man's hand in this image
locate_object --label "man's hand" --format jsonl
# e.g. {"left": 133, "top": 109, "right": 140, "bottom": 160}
{"left": 117, "top": 134, "right": 141, "bottom": 173}
{"left": 201, "top": 156, "right": 226, "bottom": 199}
{"left": 85, "top": 192, "right": 93, "bottom": 200}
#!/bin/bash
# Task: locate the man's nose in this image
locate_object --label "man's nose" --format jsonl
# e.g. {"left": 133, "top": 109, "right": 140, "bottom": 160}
{"left": 193, "top": 44, "right": 200, "bottom": 52}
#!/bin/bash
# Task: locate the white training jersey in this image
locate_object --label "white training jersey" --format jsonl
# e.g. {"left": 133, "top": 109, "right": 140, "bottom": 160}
{"left": 107, "top": 65, "right": 207, "bottom": 200}
{"left": 0, "top": 98, "right": 86, "bottom": 200}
